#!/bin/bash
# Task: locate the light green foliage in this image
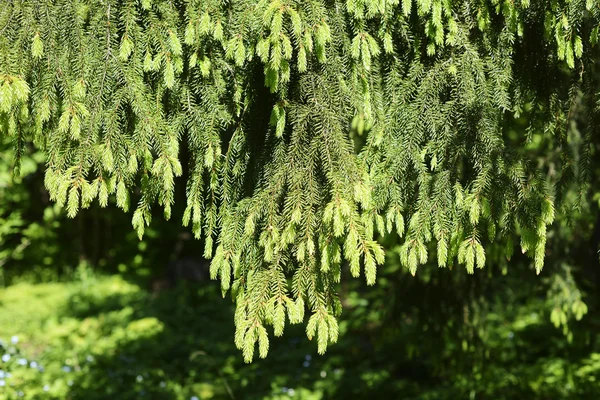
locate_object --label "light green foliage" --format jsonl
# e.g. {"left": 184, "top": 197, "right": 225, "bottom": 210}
{"left": 0, "top": 0, "right": 599, "bottom": 361}
{"left": 548, "top": 267, "right": 589, "bottom": 342}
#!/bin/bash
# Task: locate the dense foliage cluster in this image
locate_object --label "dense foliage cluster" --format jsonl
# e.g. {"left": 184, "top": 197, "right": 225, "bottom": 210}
{"left": 1, "top": 0, "right": 599, "bottom": 361}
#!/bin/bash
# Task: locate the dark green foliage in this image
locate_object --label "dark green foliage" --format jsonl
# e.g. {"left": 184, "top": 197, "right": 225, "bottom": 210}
{"left": 1, "top": 0, "right": 599, "bottom": 360}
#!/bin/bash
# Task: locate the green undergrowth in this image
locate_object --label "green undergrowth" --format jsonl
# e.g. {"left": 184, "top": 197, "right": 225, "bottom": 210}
{"left": 1, "top": 264, "right": 599, "bottom": 399}
{"left": 0, "top": 270, "right": 372, "bottom": 400}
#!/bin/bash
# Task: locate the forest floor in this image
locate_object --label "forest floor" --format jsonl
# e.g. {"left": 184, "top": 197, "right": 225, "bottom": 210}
{"left": 0, "top": 271, "right": 389, "bottom": 400}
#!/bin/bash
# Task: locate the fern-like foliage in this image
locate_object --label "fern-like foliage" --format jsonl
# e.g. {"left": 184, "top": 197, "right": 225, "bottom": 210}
{"left": 1, "top": 0, "right": 599, "bottom": 361}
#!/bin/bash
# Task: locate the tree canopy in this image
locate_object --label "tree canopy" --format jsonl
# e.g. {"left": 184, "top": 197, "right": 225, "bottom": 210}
{"left": 1, "top": 0, "right": 599, "bottom": 362}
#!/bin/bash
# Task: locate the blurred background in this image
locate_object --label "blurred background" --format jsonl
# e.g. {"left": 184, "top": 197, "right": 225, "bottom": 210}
{"left": 0, "top": 122, "right": 599, "bottom": 400}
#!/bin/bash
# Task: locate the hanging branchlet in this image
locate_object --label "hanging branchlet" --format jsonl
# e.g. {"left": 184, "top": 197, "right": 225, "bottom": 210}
{"left": 0, "top": 0, "right": 597, "bottom": 362}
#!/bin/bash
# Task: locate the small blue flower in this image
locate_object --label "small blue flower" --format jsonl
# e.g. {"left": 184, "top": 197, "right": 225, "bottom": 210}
{"left": 2, "top": 354, "right": 10, "bottom": 362}
{"left": 0, "top": 370, "right": 4, "bottom": 378}
{"left": 37, "top": 366, "right": 45, "bottom": 373}
{"left": 11, "top": 336, "right": 18, "bottom": 345}
{"left": 17, "top": 390, "right": 24, "bottom": 397}
{"left": 136, "top": 375, "right": 143, "bottom": 382}
{"left": 17, "top": 358, "right": 27, "bottom": 366}
{"left": 86, "top": 355, "right": 94, "bottom": 363}
{"left": 159, "top": 381, "right": 166, "bottom": 388}
{"left": 0, "top": 380, "right": 5, "bottom": 387}
{"left": 190, "top": 396, "right": 199, "bottom": 400}
{"left": 30, "top": 361, "right": 38, "bottom": 369}
{"left": 43, "top": 385, "right": 50, "bottom": 392}
{"left": 302, "top": 360, "right": 310, "bottom": 368}
{"left": 62, "top": 366, "right": 72, "bottom": 373}
{"left": 508, "top": 331, "right": 514, "bottom": 339}
{"left": 288, "top": 388, "right": 295, "bottom": 396}
{"left": 304, "top": 354, "right": 312, "bottom": 361}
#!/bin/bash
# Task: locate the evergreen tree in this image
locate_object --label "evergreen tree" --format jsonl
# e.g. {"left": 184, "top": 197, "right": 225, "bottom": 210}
{"left": 0, "top": 0, "right": 598, "bottom": 361}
